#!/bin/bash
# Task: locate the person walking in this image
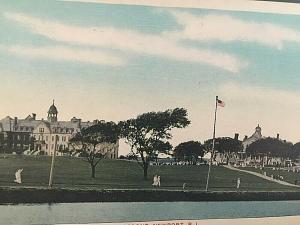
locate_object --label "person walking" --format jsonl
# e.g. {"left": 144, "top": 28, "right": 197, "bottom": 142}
{"left": 14, "top": 168, "right": 23, "bottom": 184}
{"left": 237, "top": 177, "right": 241, "bottom": 189}
{"left": 157, "top": 176, "right": 161, "bottom": 187}
{"left": 152, "top": 175, "right": 158, "bottom": 187}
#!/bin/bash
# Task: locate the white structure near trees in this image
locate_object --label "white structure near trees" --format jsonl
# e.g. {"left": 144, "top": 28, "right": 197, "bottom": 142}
{"left": 242, "top": 124, "right": 262, "bottom": 152}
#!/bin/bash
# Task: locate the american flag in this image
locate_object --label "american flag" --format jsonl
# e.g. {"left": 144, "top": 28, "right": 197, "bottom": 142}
{"left": 217, "top": 98, "right": 225, "bottom": 107}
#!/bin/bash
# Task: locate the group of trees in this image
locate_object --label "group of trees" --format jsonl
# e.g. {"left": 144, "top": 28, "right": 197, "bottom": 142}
{"left": 59, "top": 106, "right": 300, "bottom": 180}
{"left": 246, "top": 137, "right": 300, "bottom": 159}
{"left": 65, "top": 108, "right": 190, "bottom": 180}
{"left": 173, "top": 137, "right": 243, "bottom": 163}
{"left": 173, "top": 137, "right": 300, "bottom": 165}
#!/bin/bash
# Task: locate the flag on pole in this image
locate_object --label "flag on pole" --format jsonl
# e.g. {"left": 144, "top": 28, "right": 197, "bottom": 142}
{"left": 217, "top": 98, "right": 225, "bottom": 107}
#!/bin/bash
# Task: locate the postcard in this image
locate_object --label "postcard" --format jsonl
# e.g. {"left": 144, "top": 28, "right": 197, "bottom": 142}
{"left": 0, "top": 0, "right": 300, "bottom": 224}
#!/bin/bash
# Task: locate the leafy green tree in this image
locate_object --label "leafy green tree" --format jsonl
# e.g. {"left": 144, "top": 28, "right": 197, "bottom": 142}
{"left": 119, "top": 108, "right": 190, "bottom": 180}
{"left": 173, "top": 141, "right": 204, "bottom": 163}
{"left": 204, "top": 137, "right": 242, "bottom": 153}
{"left": 66, "top": 121, "right": 119, "bottom": 178}
{"left": 246, "top": 137, "right": 293, "bottom": 158}
{"left": 292, "top": 142, "right": 300, "bottom": 158}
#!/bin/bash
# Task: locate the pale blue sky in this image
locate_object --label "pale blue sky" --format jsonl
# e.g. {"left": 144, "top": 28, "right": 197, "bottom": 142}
{"left": 2, "top": 0, "right": 300, "bottom": 154}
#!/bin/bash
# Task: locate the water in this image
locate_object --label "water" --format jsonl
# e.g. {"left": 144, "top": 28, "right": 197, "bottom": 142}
{"left": 0, "top": 201, "right": 300, "bottom": 225}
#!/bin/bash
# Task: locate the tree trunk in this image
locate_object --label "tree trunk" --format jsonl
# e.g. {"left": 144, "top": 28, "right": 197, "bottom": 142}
{"left": 143, "top": 163, "right": 148, "bottom": 180}
{"left": 91, "top": 164, "right": 96, "bottom": 178}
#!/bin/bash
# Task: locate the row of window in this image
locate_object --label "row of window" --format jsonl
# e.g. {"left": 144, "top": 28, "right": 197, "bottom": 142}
{"left": 38, "top": 127, "right": 77, "bottom": 134}
{"left": 16, "top": 126, "right": 34, "bottom": 132}
{"left": 33, "top": 135, "right": 69, "bottom": 142}
{"left": 45, "top": 144, "right": 67, "bottom": 150}
{"left": 12, "top": 134, "right": 29, "bottom": 142}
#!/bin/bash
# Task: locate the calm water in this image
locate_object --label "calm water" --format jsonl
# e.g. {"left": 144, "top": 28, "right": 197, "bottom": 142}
{"left": 0, "top": 201, "right": 300, "bottom": 225}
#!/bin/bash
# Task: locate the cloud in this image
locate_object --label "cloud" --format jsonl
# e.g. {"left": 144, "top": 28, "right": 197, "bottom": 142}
{"left": 218, "top": 82, "right": 300, "bottom": 105}
{"left": 216, "top": 82, "right": 300, "bottom": 142}
{"left": 169, "top": 11, "right": 300, "bottom": 49}
{"left": 1, "top": 45, "right": 125, "bottom": 66}
{"left": 3, "top": 11, "right": 247, "bottom": 73}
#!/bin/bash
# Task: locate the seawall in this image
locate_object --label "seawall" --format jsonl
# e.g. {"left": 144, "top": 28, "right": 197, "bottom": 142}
{"left": 1, "top": 187, "right": 300, "bottom": 203}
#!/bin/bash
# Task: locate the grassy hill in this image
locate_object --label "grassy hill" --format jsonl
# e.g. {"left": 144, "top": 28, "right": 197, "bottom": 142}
{"left": 0, "top": 155, "right": 298, "bottom": 191}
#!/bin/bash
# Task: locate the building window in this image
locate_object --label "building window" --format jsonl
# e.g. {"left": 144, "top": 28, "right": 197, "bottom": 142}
{"left": 46, "top": 144, "right": 48, "bottom": 149}
{"left": 52, "top": 136, "right": 54, "bottom": 141}
{"left": 39, "top": 128, "right": 44, "bottom": 133}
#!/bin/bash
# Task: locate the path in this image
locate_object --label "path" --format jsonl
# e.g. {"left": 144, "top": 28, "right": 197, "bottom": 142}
{"left": 223, "top": 165, "right": 300, "bottom": 188}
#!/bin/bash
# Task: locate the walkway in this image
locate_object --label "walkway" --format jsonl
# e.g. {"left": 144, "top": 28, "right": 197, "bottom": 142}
{"left": 223, "top": 165, "right": 300, "bottom": 188}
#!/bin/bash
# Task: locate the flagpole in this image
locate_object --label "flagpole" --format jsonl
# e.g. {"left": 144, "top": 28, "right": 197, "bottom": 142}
{"left": 49, "top": 135, "right": 58, "bottom": 187}
{"left": 205, "top": 96, "right": 218, "bottom": 191}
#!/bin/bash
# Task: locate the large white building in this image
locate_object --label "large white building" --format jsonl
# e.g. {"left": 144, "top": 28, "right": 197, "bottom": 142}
{"left": 0, "top": 101, "right": 119, "bottom": 158}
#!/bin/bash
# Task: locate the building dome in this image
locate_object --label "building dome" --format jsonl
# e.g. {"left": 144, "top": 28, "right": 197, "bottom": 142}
{"left": 48, "top": 104, "right": 58, "bottom": 114}
{"left": 255, "top": 124, "right": 261, "bottom": 132}
{"left": 47, "top": 100, "right": 58, "bottom": 122}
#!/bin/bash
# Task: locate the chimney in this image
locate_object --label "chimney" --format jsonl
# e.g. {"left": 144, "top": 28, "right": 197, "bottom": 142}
{"left": 277, "top": 133, "right": 280, "bottom": 139}
{"left": 243, "top": 135, "right": 248, "bottom": 141}
{"left": 32, "top": 113, "right": 36, "bottom": 120}
{"left": 234, "top": 133, "right": 239, "bottom": 140}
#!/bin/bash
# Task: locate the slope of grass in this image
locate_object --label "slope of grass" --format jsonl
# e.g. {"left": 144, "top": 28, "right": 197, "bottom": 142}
{"left": 0, "top": 155, "right": 298, "bottom": 191}
{"left": 240, "top": 167, "right": 300, "bottom": 185}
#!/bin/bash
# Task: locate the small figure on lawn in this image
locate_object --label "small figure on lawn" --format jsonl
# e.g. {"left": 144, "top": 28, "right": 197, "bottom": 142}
{"left": 157, "top": 176, "right": 161, "bottom": 187}
{"left": 236, "top": 177, "right": 241, "bottom": 189}
{"left": 152, "top": 175, "right": 158, "bottom": 187}
{"left": 183, "top": 183, "right": 186, "bottom": 190}
{"left": 14, "top": 168, "right": 23, "bottom": 184}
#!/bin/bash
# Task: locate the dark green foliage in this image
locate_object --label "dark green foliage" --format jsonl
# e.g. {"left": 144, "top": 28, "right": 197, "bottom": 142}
{"left": 204, "top": 137, "right": 243, "bottom": 153}
{"left": 292, "top": 142, "right": 300, "bottom": 158}
{"left": 66, "top": 121, "right": 119, "bottom": 178}
{"left": 173, "top": 141, "right": 204, "bottom": 163}
{"left": 119, "top": 108, "right": 190, "bottom": 179}
{"left": 246, "top": 138, "right": 293, "bottom": 158}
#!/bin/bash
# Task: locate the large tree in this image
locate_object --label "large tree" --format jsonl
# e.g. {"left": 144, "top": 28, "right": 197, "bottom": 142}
{"left": 204, "top": 137, "right": 243, "bottom": 154}
{"left": 292, "top": 142, "right": 300, "bottom": 159}
{"left": 119, "top": 108, "right": 190, "bottom": 180}
{"left": 65, "top": 121, "right": 119, "bottom": 178}
{"left": 246, "top": 137, "right": 293, "bottom": 158}
{"left": 173, "top": 141, "right": 204, "bottom": 163}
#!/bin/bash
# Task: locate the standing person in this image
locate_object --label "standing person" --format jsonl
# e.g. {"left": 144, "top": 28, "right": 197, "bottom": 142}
{"left": 152, "top": 175, "right": 158, "bottom": 187}
{"left": 14, "top": 168, "right": 23, "bottom": 184}
{"left": 237, "top": 177, "right": 241, "bottom": 189}
{"left": 157, "top": 176, "right": 161, "bottom": 187}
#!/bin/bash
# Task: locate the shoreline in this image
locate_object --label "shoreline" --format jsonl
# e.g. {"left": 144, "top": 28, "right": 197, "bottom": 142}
{"left": 57, "top": 216, "right": 300, "bottom": 225}
{"left": 1, "top": 187, "right": 300, "bottom": 204}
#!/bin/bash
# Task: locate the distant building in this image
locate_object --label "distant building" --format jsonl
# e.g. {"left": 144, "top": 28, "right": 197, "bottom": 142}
{"left": 0, "top": 116, "right": 33, "bottom": 153}
{"left": 0, "top": 101, "right": 118, "bottom": 158}
{"left": 242, "top": 124, "right": 262, "bottom": 152}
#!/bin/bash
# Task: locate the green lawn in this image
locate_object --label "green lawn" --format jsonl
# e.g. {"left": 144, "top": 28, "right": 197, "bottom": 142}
{"left": 240, "top": 167, "right": 300, "bottom": 185}
{"left": 0, "top": 155, "right": 298, "bottom": 191}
